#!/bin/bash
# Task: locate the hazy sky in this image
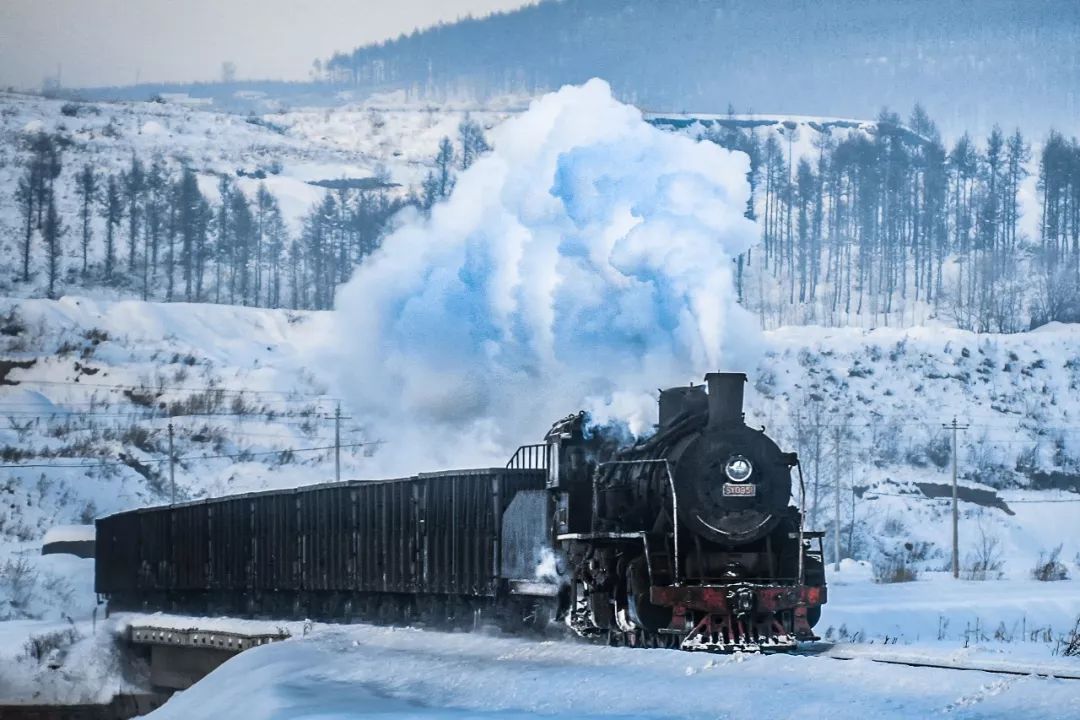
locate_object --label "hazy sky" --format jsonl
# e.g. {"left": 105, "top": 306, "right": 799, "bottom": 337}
{"left": 0, "top": 0, "right": 534, "bottom": 89}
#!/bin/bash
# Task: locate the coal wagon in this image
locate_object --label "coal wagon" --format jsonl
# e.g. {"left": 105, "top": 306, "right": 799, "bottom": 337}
{"left": 96, "top": 468, "right": 552, "bottom": 626}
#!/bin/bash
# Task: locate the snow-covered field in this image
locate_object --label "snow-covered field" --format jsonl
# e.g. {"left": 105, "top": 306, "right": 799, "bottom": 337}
{"left": 141, "top": 573, "right": 1080, "bottom": 720}
{"left": 3, "top": 568, "right": 1078, "bottom": 712}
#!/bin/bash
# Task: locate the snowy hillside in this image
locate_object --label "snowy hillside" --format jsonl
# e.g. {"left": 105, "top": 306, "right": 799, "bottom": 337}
{"left": 0, "top": 296, "right": 359, "bottom": 622}
{"left": 7, "top": 89, "right": 1068, "bottom": 338}
{"left": 0, "top": 89, "right": 512, "bottom": 224}
{"left": 316, "top": 0, "right": 1080, "bottom": 139}
{"left": 749, "top": 322, "right": 1080, "bottom": 580}
{"left": 0, "top": 91, "right": 514, "bottom": 300}
{"left": 0, "top": 295, "right": 1077, "bottom": 624}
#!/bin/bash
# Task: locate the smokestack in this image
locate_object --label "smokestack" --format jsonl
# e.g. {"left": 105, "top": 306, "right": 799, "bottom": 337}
{"left": 704, "top": 372, "right": 746, "bottom": 428}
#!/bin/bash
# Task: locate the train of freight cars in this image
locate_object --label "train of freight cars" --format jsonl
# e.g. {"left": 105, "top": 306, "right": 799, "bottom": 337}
{"left": 96, "top": 372, "right": 827, "bottom": 652}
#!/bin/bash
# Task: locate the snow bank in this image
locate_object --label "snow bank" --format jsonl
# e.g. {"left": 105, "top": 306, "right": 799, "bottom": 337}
{"left": 0, "top": 618, "right": 141, "bottom": 704}
{"left": 329, "top": 79, "right": 759, "bottom": 474}
{"left": 751, "top": 321, "right": 1080, "bottom": 574}
{"left": 821, "top": 570, "right": 1080, "bottom": 645}
{"left": 147, "top": 621, "right": 1080, "bottom": 720}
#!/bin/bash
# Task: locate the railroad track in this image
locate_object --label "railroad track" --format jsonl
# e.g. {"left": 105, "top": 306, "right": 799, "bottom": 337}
{"left": 799, "top": 642, "right": 1080, "bottom": 680}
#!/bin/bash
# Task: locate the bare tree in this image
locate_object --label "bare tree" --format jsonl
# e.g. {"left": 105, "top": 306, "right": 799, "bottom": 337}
{"left": 101, "top": 175, "right": 124, "bottom": 281}
{"left": 43, "top": 193, "right": 64, "bottom": 298}
{"left": 75, "top": 164, "right": 98, "bottom": 275}
{"left": 15, "top": 172, "right": 34, "bottom": 282}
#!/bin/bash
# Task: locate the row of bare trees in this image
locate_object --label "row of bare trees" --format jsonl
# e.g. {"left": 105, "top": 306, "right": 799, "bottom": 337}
{"left": 710, "top": 106, "right": 1079, "bottom": 331}
{"left": 9, "top": 108, "right": 1076, "bottom": 326}
{"left": 10, "top": 117, "right": 491, "bottom": 310}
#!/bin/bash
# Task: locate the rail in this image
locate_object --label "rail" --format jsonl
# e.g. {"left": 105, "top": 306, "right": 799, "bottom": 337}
{"left": 506, "top": 443, "right": 550, "bottom": 471}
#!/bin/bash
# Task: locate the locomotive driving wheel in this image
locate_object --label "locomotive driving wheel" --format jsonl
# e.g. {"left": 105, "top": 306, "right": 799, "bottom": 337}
{"left": 625, "top": 557, "right": 672, "bottom": 633}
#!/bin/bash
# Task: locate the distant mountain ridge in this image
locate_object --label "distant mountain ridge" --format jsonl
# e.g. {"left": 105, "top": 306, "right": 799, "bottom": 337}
{"left": 323, "top": 0, "right": 1080, "bottom": 137}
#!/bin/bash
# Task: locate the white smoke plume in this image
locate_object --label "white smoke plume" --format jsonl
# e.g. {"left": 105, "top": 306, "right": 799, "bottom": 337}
{"left": 328, "top": 79, "right": 760, "bottom": 474}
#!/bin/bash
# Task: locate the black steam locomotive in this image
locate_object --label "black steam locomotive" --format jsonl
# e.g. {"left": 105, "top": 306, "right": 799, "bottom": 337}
{"left": 96, "top": 372, "right": 825, "bottom": 652}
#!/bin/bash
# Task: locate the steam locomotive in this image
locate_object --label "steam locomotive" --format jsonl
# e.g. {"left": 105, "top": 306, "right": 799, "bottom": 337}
{"left": 96, "top": 372, "right": 825, "bottom": 653}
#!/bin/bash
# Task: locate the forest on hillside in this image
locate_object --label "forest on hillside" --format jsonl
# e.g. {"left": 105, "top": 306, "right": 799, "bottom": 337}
{"left": 5, "top": 105, "right": 1080, "bottom": 330}
{"left": 6, "top": 117, "right": 484, "bottom": 310}
{"left": 697, "top": 108, "right": 1080, "bottom": 331}
{"left": 321, "top": 0, "right": 1080, "bottom": 137}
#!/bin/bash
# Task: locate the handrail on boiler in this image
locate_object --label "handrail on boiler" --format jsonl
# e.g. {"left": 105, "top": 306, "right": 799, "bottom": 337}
{"left": 595, "top": 459, "right": 680, "bottom": 585}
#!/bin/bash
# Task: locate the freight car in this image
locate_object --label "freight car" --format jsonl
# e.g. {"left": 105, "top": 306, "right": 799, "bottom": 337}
{"left": 96, "top": 469, "right": 553, "bottom": 627}
{"left": 96, "top": 371, "right": 826, "bottom": 652}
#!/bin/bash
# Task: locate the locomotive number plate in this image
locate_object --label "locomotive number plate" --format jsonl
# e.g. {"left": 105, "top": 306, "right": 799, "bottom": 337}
{"left": 722, "top": 483, "right": 757, "bottom": 497}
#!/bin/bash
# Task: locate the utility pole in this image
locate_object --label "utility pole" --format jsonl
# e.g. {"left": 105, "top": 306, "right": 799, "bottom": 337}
{"left": 942, "top": 417, "right": 969, "bottom": 578}
{"left": 334, "top": 401, "right": 342, "bottom": 483}
{"left": 168, "top": 421, "right": 176, "bottom": 505}
{"left": 833, "top": 425, "right": 842, "bottom": 571}
{"left": 812, "top": 420, "right": 822, "bottom": 530}
{"left": 848, "top": 464, "right": 856, "bottom": 556}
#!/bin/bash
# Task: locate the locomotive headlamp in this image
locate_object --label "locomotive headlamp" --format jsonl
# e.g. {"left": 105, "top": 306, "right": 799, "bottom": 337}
{"left": 724, "top": 455, "right": 753, "bottom": 482}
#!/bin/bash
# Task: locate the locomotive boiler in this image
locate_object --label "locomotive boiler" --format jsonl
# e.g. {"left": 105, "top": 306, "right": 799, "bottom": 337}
{"left": 95, "top": 371, "right": 825, "bottom": 654}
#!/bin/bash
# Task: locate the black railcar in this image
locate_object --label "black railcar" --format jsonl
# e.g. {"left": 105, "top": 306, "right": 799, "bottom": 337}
{"left": 96, "top": 469, "right": 549, "bottom": 625}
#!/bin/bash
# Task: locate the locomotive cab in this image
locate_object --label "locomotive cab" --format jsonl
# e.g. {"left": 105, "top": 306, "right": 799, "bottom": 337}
{"left": 550, "top": 372, "right": 827, "bottom": 652}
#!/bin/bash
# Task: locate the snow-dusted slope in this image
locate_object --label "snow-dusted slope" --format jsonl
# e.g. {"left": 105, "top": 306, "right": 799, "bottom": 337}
{"left": 0, "top": 296, "right": 359, "bottom": 622}
{"left": 0, "top": 91, "right": 515, "bottom": 299}
{"left": 0, "top": 296, "right": 1077, "bottom": 623}
{"left": 749, "top": 322, "right": 1080, "bottom": 577}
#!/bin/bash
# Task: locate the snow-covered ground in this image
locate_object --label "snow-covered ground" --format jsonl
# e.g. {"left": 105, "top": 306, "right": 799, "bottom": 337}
{"left": 752, "top": 321, "right": 1080, "bottom": 578}
{"left": 153, "top": 633, "right": 1077, "bottom": 719}
{"left": 141, "top": 576, "right": 1080, "bottom": 720}
{"left": 0, "top": 295, "right": 349, "bottom": 626}
{"left": 3, "top": 564, "right": 1077, "bottom": 711}
{"left": 823, "top": 562, "right": 1080, "bottom": 650}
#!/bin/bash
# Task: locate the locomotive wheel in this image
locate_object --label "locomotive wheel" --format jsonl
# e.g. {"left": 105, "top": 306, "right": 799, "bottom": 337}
{"left": 626, "top": 558, "right": 672, "bottom": 633}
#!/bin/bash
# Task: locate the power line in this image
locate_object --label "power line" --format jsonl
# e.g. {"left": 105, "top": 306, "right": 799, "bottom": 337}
{"left": 3, "top": 418, "right": 366, "bottom": 433}
{"left": 0, "top": 396, "right": 336, "bottom": 408}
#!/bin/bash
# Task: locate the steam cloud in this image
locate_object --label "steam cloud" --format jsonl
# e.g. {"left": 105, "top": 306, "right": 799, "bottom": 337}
{"left": 330, "top": 79, "right": 760, "bottom": 474}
